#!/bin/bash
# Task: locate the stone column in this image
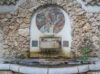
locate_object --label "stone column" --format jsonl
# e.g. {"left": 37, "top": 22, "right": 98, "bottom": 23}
{"left": 0, "top": 27, "right": 3, "bottom": 63}
{"left": 98, "top": 26, "right": 100, "bottom": 58}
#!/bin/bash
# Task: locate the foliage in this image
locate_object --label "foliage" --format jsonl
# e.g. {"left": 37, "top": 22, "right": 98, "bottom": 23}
{"left": 83, "top": 48, "right": 89, "bottom": 54}
{"left": 83, "top": 56, "right": 88, "bottom": 62}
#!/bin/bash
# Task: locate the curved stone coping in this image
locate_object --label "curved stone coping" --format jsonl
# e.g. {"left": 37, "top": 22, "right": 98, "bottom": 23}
{"left": 0, "top": 63, "right": 100, "bottom": 74}
{"left": 0, "top": 0, "right": 25, "bottom": 13}
{"left": 77, "top": 0, "right": 100, "bottom": 12}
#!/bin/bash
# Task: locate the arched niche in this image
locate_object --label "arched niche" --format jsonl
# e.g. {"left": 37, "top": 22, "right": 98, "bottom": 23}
{"left": 30, "top": 5, "right": 72, "bottom": 58}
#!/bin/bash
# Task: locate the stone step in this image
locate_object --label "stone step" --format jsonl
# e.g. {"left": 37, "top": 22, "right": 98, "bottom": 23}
{"left": 0, "top": 63, "right": 100, "bottom": 74}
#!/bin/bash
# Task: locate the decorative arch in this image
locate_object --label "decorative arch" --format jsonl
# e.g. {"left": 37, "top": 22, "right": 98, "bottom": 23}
{"left": 30, "top": 4, "right": 72, "bottom": 57}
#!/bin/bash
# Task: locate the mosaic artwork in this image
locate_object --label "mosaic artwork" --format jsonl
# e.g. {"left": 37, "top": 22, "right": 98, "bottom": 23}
{"left": 36, "top": 7, "right": 65, "bottom": 34}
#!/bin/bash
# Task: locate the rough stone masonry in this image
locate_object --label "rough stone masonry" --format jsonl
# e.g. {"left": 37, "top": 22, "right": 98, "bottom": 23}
{"left": 0, "top": 0, "right": 100, "bottom": 59}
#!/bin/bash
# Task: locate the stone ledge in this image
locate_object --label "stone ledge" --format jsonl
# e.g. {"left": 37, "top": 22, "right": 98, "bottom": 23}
{"left": 0, "top": 64, "right": 10, "bottom": 70}
{"left": 9, "top": 64, "right": 20, "bottom": 72}
{"left": 0, "top": 63, "right": 100, "bottom": 74}
{"left": 78, "top": 65, "right": 89, "bottom": 73}
{"left": 89, "top": 63, "right": 100, "bottom": 71}
{"left": 19, "top": 66, "right": 47, "bottom": 74}
{"left": 49, "top": 66, "right": 78, "bottom": 74}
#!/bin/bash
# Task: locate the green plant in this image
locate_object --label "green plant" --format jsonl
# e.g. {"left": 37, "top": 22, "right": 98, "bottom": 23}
{"left": 83, "top": 56, "right": 88, "bottom": 62}
{"left": 83, "top": 48, "right": 89, "bottom": 54}
{"left": 83, "top": 48, "right": 89, "bottom": 62}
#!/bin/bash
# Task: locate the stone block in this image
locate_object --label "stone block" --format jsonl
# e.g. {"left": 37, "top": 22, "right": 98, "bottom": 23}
{"left": 78, "top": 65, "right": 89, "bottom": 73}
{"left": 18, "top": 28, "right": 29, "bottom": 36}
{"left": 0, "top": 64, "right": 10, "bottom": 70}
{"left": 49, "top": 66, "right": 78, "bottom": 74}
{"left": 24, "top": 18, "right": 30, "bottom": 24}
{"left": 0, "top": 71, "right": 13, "bottom": 74}
{"left": 19, "top": 66, "right": 47, "bottom": 74}
{"left": 10, "top": 64, "right": 20, "bottom": 72}
{"left": 89, "top": 63, "right": 100, "bottom": 71}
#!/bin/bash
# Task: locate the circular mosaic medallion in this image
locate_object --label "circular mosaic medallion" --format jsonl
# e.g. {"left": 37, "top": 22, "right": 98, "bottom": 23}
{"left": 36, "top": 7, "right": 65, "bottom": 34}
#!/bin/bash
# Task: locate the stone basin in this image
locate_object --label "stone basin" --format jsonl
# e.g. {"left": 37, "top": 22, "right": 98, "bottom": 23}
{"left": 3, "top": 57, "right": 95, "bottom": 67}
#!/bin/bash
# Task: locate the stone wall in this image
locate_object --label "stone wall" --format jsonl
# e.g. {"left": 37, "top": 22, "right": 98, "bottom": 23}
{"left": 0, "top": 0, "right": 100, "bottom": 59}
